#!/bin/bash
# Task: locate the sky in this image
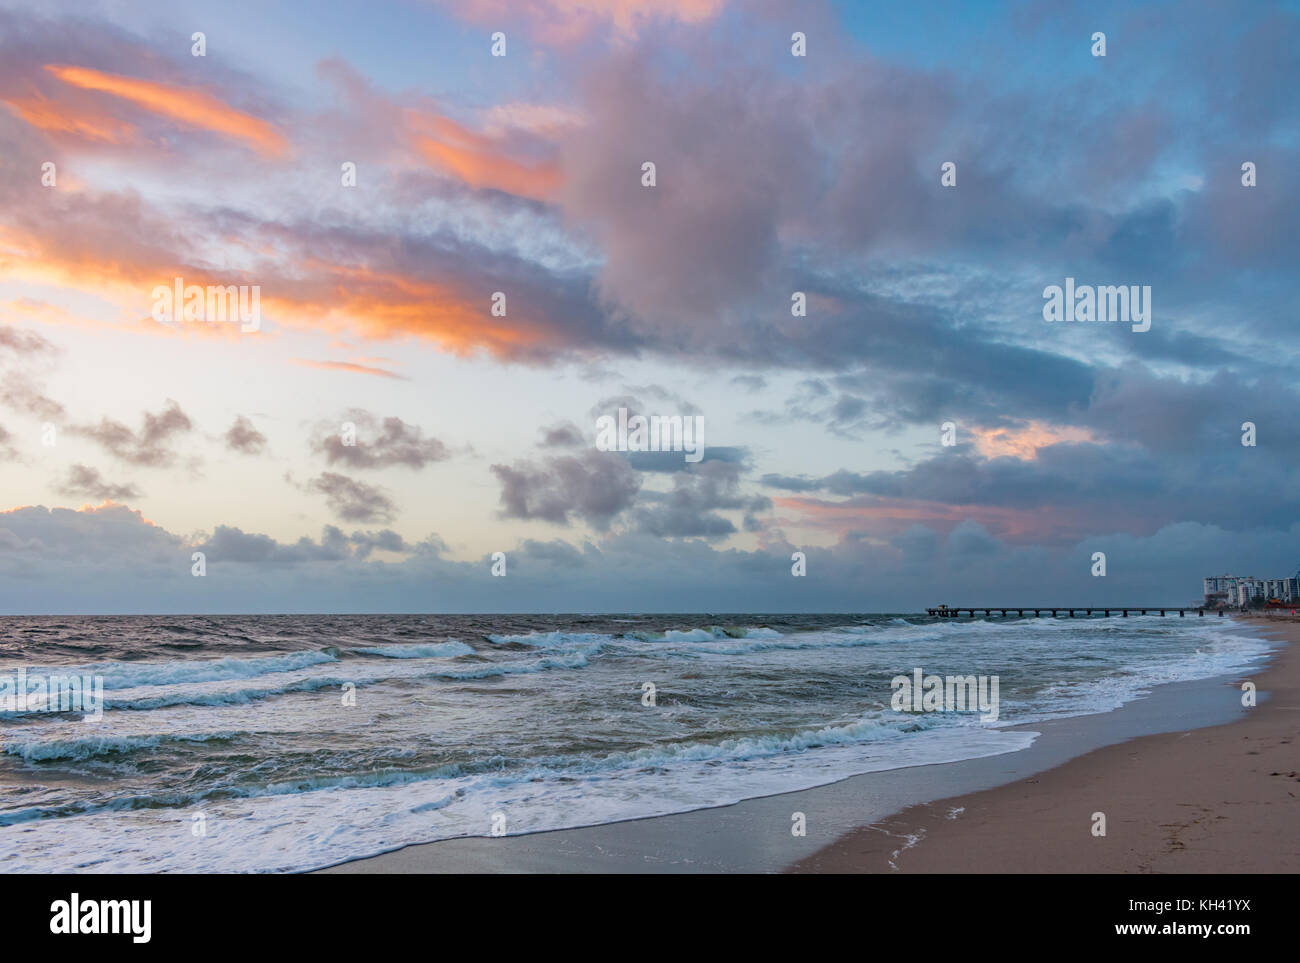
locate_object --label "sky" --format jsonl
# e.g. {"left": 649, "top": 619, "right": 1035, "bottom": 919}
{"left": 0, "top": 0, "right": 1297, "bottom": 614}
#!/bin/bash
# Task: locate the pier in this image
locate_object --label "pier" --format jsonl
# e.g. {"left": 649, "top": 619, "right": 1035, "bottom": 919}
{"left": 926, "top": 606, "right": 1221, "bottom": 618}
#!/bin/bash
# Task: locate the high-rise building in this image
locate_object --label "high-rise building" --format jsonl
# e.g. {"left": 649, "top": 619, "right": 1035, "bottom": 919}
{"left": 1203, "top": 574, "right": 1236, "bottom": 606}
{"left": 1264, "top": 578, "right": 1298, "bottom": 602}
{"left": 1203, "top": 572, "right": 1297, "bottom": 607}
{"left": 1236, "top": 578, "right": 1266, "bottom": 606}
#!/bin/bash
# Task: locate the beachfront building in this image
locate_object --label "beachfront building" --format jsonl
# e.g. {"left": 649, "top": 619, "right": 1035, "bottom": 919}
{"left": 1202, "top": 573, "right": 1296, "bottom": 608}
{"left": 1237, "top": 579, "right": 1263, "bottom": 605}
{"left": 1203, "top": 575, "right": 1235, "bottom": 606}
{"left": 1264, "top": 577, "right": 1298, "bottom": 602}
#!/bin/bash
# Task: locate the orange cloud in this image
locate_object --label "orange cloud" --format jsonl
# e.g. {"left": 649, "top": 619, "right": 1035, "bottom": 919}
{"left": 2, "top": 88, "right": 137, "bottom": 144}
{"left": 261, "top": 265, "right": 544, "bottom": 357}
{"left": 970, "top": 422, "right": 1098, "bottom": 460}
{"left": 405, "top": 108, "right": 561, "bottom": 200}
{"left": 290, "top": 359, "right": 407, "bottom": 379}
{"left": 2, "top": 216, "right": 560, "bottom": 357}
{"left": 44, "top": 65, "right": 289, "bottom": 157}
{"left": 1, "top": 297, "right": 104, "bottom": 331}
{"left": 414, "top": 136, "right": 561, "bottom": 199}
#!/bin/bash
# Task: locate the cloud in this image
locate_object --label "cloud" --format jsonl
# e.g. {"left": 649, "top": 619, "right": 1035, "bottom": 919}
{"left": 491, "top": 447, "right": 766, "bottom": 538}
{"left": 765, "top": 415, "right": 1300, "bottom": 547}
{"left": 4, "top": 499, "right": 1300, "bottom": 614}
{"left": 311, "top": 410, "right": 450, "bottom": 470}
{"left": 514, "top": 537, "right": 589, "bottom": 567}
{"left": 197, "top": 524, "right": 408, "bottom": 563}
{"left": 346, "top": 528, "right": 411, "bottom": 559}
{"left": 305, "top": 472, "right": 397, "bottom": 523}
{"left": 0, "top": 328, "right": 63, "bottom": 427}
{"left": 290, "top": 359, "right": 407, "bottom": 379}
{"left": 441, "top": 0, "right": 727, "bottom": 45}
{"left": 491, "top": 449, "right": 640, "bottom": 528}
{"left": 56, "top": 464, "right": 141, "bottom": 501}
{"left": 0, "top": 502, "right": 182, "bottom": 563}
{"left": 44, "top": 64, "right": 289, "bottom": 157}
{"left": 629, "top": 460, "right": 770, "bottom": 538}
{"left": 538, "top": 421, "right": 585, "bottom": 447}
{"left": 1, "top": 2, "right": 1295, "bottom": 379}
{"left": 0, "top": 424, "right": 17, "bottom": 461}
{"left": 407, "top": 106, "right": 561, "bottom": 201}
{"left": 622, "top": 445, "right": 748, "bottom": 473}
{"left": 969, "top": 422, "right": 1098, "bottom": 461}
{"left": 0, "top": 325, "right": 55, "bottom": 356}
{"left": 0, "top": 376, "right": 66, "bottom": 423}
{"left": 224, "top": 416, "right": 267, "bottom": 455}
{"left": 67, "top": 400, "right": 193, "bottom": 467}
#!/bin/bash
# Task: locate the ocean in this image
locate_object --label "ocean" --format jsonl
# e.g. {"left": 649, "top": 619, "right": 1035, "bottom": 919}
{"left": 0, "top": 613, "right": 1271, "bottom": 872}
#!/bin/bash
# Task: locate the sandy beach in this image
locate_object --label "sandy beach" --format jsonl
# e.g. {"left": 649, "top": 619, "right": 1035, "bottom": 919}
{"left": 792, "top": 615, "right": 1299, "bottom": 873}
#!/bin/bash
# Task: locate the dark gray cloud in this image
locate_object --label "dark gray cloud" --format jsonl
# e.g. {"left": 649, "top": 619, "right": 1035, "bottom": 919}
{"left": 491, "top": 450, "right": 640, "bottom": 528}
{"left": 0, "top": 503, "right": 183, "bottom": 565}
{"left": 494, "top": 442, "right": 770, "bottom": 539}
{"left": 199, "top": 526, "right": 340, "bottom": 564}
{"left": 306, "top": 472, "right": 396, "bottom": 523}
{"left": 0, "top": 377, "right": 66, "bottom": 423}
{"left": 764, "top": 426, "right": 1300, "bottom": 547}
{"left": 513, "top": 538, "right": 589, "bottom": 568}
{"left": 198, "top": 524, "right": 407, "bottom": 563}
{"left": 629, "top": 460, "right": 771, "bottom": 539}
{"left": 225, "top": 416, "right": 267, "bottom": 455}
{"left": 347, "top": 528, "right": 409, "bottom": 559}
{"left": 730, "top": 374, "right": 767, "bottom": 392}
{"left": 311, "top": 410, "right": 449, "bottom": 469}
{"left": 622, "top": 445, "right": 749, "bottom": 473}
{"left": 56, "top": 464, "right": 141, "bottom": 501}
{"left": 538, "top": 421, "right": 584, "bottom": 448}
{"left": 65, "top": 400, "right": 193, "bottom": 467}
{"left": 0, "top": 325, "right": 54, "bottom": 356}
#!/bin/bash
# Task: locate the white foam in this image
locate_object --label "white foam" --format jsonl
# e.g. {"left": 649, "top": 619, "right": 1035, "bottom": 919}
{"left": 4, "top": 650, "right": 337, "bottom": 690}
{"left": 351, "top": 641, "right": 473, "bottom": 659}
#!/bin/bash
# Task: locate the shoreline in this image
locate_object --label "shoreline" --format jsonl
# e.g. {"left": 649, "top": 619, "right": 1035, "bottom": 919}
{"left": 318, "top": 615, "right": 1282, "bottom": 874}
{"left": 792, "top": 613, "right": 1297, "bottom": 873}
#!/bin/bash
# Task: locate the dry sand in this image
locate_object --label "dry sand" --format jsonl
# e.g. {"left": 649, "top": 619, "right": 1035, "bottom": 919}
{"left": 791, "top": 615, "right": 1299, "bottom": 873}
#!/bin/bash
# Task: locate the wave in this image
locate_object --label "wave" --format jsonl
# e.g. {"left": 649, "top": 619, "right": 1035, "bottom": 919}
{"left": 0, "top": 710, "right": 953, "bottom": 818}
{"left": 105, "top": 674, "right": 354, "bottom": 710}
{"left": 623, "top": 625, "right": 783, "bottom": 642}
{"left": 487, "top": 631, "right": 611, "bottom": 648}
{"left": 351, "top": 641, "right": 473, "bottom": 659}
{"left": 421, "top": 649, "right": 597, "bottom": 680}
{"left": 490, "top": 626, "right": 785, "bottom": 647}
{"left": 547, "top": 714, "right": 927, "bottom": 774}
{"left": 4, "top": 731, "right": 241, "bottom": 762}
{"left": 102, "top": 647, "right": 601, "bottom": 710}
{"left": 7, "top": 650, "right": 337, "bottom": 690}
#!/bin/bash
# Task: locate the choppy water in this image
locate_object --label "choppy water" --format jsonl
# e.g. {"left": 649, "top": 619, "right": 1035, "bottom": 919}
{"left": 0, "top": 613, "right": 1270, "bottom": 872}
